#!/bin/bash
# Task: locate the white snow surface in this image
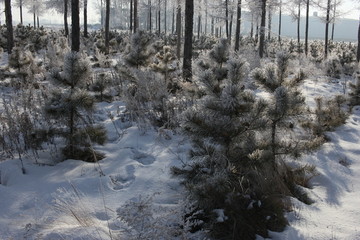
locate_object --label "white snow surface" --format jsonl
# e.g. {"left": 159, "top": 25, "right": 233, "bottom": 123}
{"left": 1, "top": 73, "right": 360, "bottom": 239}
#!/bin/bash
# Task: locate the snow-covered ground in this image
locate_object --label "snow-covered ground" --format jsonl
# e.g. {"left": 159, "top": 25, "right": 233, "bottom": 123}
{"left": 1, "top": 63, "right": 360, "bottom": 239}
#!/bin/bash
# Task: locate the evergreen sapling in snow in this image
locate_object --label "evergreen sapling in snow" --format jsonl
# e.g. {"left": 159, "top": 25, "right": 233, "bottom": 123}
{"left": 45, "top": 52, "right": 106, "bottom": 162}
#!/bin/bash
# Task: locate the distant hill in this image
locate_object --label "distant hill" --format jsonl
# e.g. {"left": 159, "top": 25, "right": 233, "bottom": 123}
{"left": 240, "top": 12, "right": 358, "bottom": 42}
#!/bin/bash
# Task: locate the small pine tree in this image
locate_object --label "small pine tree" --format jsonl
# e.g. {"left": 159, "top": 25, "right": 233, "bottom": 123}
{"left": 150, "top": 45, "right": 177, "bottom": 87}
{"left": 174, "top": 56, "right": 295, "bottom": 239}
{"left": 45, "top": 52, "right": 106, "bottom": 162}
{"left": 125, "top": 30, "right": 153, "bottom": 68}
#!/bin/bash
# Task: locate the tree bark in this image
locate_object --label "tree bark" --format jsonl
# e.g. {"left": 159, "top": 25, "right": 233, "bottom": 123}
{"left": 197, "top": 15, "right": 201, "bottom": 39}
{"left": 134, "top": 0, "right": 138, "bottom": 32}
{"left": 158, "top": 0, "right": 161, "bottom": 35}
{"left": 176, "top": 1, "right": 181, "bottom": 59}
{"left": 19, "top": 0, "right": 23, "bottom": 24}
{"left": 331, "top": 0, "right": 336, "bottom": 41}
{"left": 33, "top": 8, "right": 36, "bottom": 28}
{"left": 268, "top": 6, "right": 272, "bottom": 40}
{"left": 297, "top": 2, "right": 300, "bottom": 53}
{"left": 105, "top": 0, "right": 110, "bottom": 54}
{"left": 164, "top": 0, "right": 167, "bottom": 34}
{"left": 4, "top": 0, "right": 13, "bottom": 54}
{"left": 130, "top": 0, "right": 133, "bottom": 31}
{"left": 259, "top": 0, "right": 266, "bottom": 58}
{"left": 64, "top": 0, "right": 69, "bottom": 36}
{"left": 305, "top": 0, "right": 309, "bottom": 55}
{"left": 234, "top": 0, "right": 241, "bottom": 51}
{"left": 278, "top": 0, "right": 282, "bottom": 43}
{"left": 183, "top": 0, "right": 194, "bottom": 81}
{"left": 37, "top": 15, "right": 39, "bottom": 28}
{"left": 84, "top": 0, "right": 88, "bottom": 37}
{"left": 172, "top": 6, "right": 175, "bottom": 33}
{"left": 357, "top": 16, "right": 360, "bottom": 62}
{"left": 149, "top": 0, "right": 152, "bottom": 32}
{"left": 71, "top": 0, "right": 80, "bottom": 52}
{"left": 324, "top": 0, "right": 331, "bottom": 59}
{"left": 225, "top": 0, "right": 229, "bottom": 40}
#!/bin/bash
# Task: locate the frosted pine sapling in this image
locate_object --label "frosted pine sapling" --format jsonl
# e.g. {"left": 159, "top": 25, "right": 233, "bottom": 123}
{"left": 45, "top": 52, "right": 106, "bottom": 162}
{"left": 151, "top": 46, "right": 177, "bottom": 87}
{"left": 125, "top": 31, "right": 153, "bottom": 68}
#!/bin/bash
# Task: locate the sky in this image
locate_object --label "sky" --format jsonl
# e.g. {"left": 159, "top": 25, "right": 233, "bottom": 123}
{"left": 0, "top": 1, "right": 358, "bottom": 27}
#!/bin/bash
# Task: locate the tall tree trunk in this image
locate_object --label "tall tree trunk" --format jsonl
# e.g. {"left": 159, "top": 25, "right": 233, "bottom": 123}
{"left": 331, "top": 0, "right": 336, "bottom": 41}
{"left": 84, "top": 0, "right": 88, "bottom": 37}
{"left": 250, "top": 13, "right": 254, "bottom": 39}
{"left": 297, "top": 2, "right": 300, "bottom": 53}
{"left": 105, "top": 0, "right": 110, "bottom": 54}
{"left": 134, "top": 0, "right": 138, "bottom": 32}
{"left": 357, "top": 16, "right": 360, "bottom": 62}
{"left": 229, "top": 10, "right": 233, "bottom": 44}
{"left": 259, "top": 0, "right": 266, "bottom": 58}
{"left": 183, "top": 0, "right": 194, "bottom": 81}
{"left": 4, "top": 0, "right": 13, "bottom": 54}
{"left": 176, "top": 1, "right": 181, "bottom": 59}
{"left": 268, "top": 6, "right": 271, "bottom": 40}
{"left": 64, "top": 0, "right": 69, "bottom": 36}
{"left": 305, "top": 0, "right": 309, "bottom": 55}
{"left": 172, "top": 6, "right": 175, "bottom": 33}
{"left": 205, "top": 2, "right": 208, "bottom": 35}
{"left": 197, "top": 15, "right": 201, "bottom": 39}
{"left": 37, "top": 15, "right": 39, "bottom": 28}
{"left": 19, "top": 0, "right": 23, "bottom": 24}
{"left": 225, "top": 0, "right": 229, "bottom": 40}
{"left": 211, "top": 17, "right": 214, "bottom": 36}
{"left": 33, "top": 8, "right": 36, "bottom": 28}
{"left": 71, "top": 0, "right": 80, "bottom": 52}
{"left": 158, "top": 0, "right": 161, "bottom": 35}
{"left": 278, "top": 0, "right": 282, "bottom": 43}
{"left": 130, "top": 0, "right": 133, "bottom": 31}
{"left": 234, "top": 0, "right": 241, "bottom": 51}
{"left": 149, "top": 0, "right": 152, "bottom": 32}
{"left": 324, "top": 0, "right": 331, "bottom": 59}
{"left": 164, "top": 0, "right": 167, "bottom": 33}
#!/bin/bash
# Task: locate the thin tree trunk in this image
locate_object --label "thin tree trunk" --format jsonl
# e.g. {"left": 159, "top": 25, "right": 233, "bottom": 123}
{"left": 278, "top": 0, "right": 282, "bottom": 43}
{"left": 250, "top": 13, "right": 254, "bottom": 39}
{"left": 229, "top": 10, "right": 233, "bottom": 44}
{"left": 149, "top": 0, "right": 152, "bottom": 32}
{"left": 19, "top": 0, "right": 23, "bottom": 24}
{"left": 164, "top": 0, "right": 167, "bottom": 34}
{"left": 268, "top": 6, "right": 271, "bottom": 40}
{"left": 130, "top": 0, "right": 133, "bottom": 31}
{"left": 324, "top": 0, "right": 331, "bottom": 59}
{"left": 37, "top": 15, "right": 39, "bottom": 28}
{"left": 176, "top": 1, "right": 181, "bottom": 59}
{"left": 331, "top": 0, "right": 336, "bottom": 41}
{"left": 71, "top": 0, "right": 80, "bottom": 52}
{"left": 259, "top": 0, "right": 266, "bottom": 58}
{"left": 197, "top": 15, "right": 201, "bottom": 39}
{"left": 225, "top": 0, "right": 229, "bottom": 39}
{"left": 305, "top": 0, "right": 309, "bottom": 55}
{"left": 211, "top": 17, "right": 214, "bottom": 36}
{"left": 158, "top": 0, "right": 161, "bottom": 35}
{"left": 357, "top": 15, "right": 360, "bottom": 62}
{"left": 172, "top": 6, "right": 175, "bottom": 33}
{"left": 33, "top": 8, "right": 36, "bottom": 28}
{"left": 234, "top": 0, "right": 241, "bottom": 51}
{"left": 134, "top": 0, "right": 138, "bottom": 32}
{"left": 64, "top": 0, "right": 69, "bottom": 36}
{"left": 297, "top": 2, "right": 300, "bottom": 53}
{"left": 205, "top": 2, "right": 208, "bottom": 35}
{"left": 183, "top": 0, "right": 194, "bottom": 81}
{"left": 4, "top": 0, "right": 13, "bottom": 54}
{"left": 84, "top": 0, "right": 88, "bottom": 37}
{"left": 105, "top": 0, "right": 110, "bottom": 54}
